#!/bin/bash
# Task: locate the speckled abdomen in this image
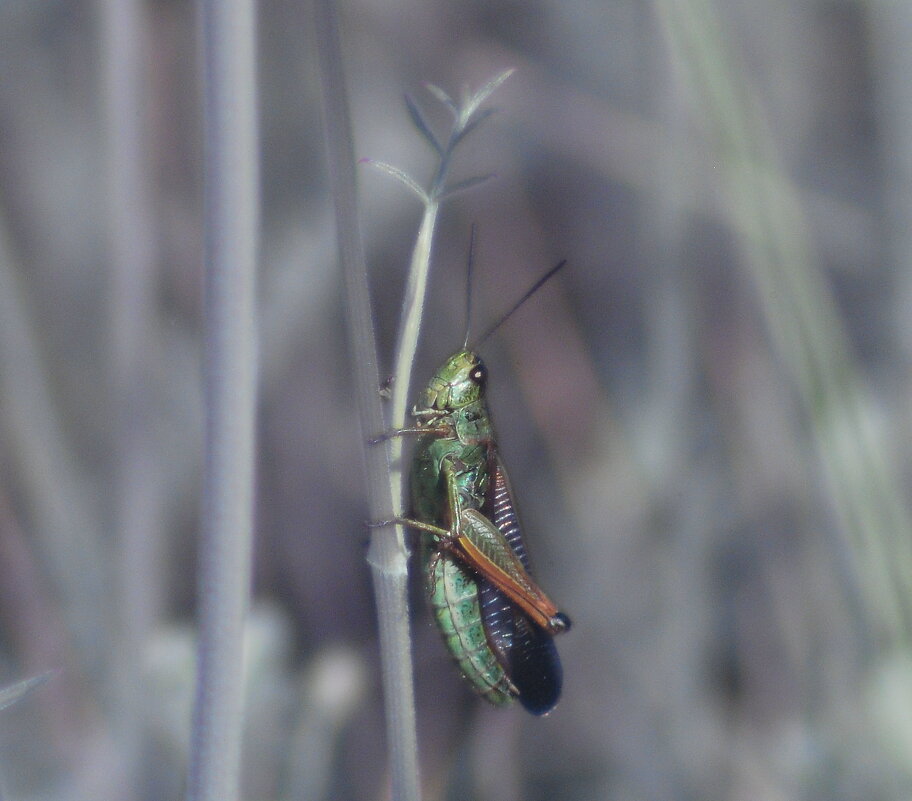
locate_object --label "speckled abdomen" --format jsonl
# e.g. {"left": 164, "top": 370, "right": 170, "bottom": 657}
{"left": 424, "top": 547, "right": 516, "bottom": 706}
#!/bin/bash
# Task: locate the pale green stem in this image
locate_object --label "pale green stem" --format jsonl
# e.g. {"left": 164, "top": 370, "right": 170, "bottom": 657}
{"left": 311, "top": 1, "right": 420, "bottom": 799}
{"left": 388, "top": 201, "right": 440, "bottom": 516}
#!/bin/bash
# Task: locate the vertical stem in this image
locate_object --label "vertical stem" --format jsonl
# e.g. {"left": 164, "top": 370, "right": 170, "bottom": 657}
{"left": 99, "top": 0, "right": 158, "bottom": 794}
{"left": 186, "top": 0, "right": 259, "bottom": 799}
{"left": 388, "top": 201, "right": 439, "bottom": 514}
{"left": 310, "top": 2, "right": 421, "bottom": 800}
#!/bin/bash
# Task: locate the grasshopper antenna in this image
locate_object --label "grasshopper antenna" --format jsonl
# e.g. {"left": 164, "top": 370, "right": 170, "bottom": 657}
{"left": 476, "top": 259, "right": 568, "bottom": 347}
{"left": 463, "top": 224, "right": 478, "bottom": 349}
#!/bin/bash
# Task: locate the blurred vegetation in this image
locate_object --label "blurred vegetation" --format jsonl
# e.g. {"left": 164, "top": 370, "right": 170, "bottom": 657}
{"left": 1, "top": 0, "right": 911, "bottom": 799}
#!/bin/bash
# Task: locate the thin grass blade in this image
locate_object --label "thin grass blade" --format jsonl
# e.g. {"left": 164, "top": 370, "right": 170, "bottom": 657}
{"left": 404, "top": 94, "right": 443, "bottom": 155}
{"left": 363, "top": 161, "right": 429, "bottom": 203}
{"left": 0, "top": 672, "right": 52, "bottom": 713}
{"left": 460, "top": 68, "right": 514, "bottom": 126}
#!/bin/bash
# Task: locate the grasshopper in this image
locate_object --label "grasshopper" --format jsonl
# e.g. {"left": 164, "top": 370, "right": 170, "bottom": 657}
{"left": 381, "top": 256, "right": 571, "bottom": 715}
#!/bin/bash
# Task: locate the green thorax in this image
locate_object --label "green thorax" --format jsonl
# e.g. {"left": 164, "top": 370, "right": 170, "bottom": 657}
{"left": 411, "top": 349, "right": 495, "bottom": 524}
{"left": 412, "top": 434, "right": 488, "bottom": 525}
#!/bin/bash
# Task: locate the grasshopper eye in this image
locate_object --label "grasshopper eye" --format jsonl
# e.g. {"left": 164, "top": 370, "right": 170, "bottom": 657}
{"left": 470, "top": 365, "right": 487, "bottom": 386}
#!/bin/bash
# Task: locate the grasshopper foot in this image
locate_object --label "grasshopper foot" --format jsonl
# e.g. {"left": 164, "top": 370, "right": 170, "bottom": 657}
{"left": 365, "top": 518, "right": 399, "bottom": 529}
{"left": 378, "top": 375, "right": 395, "bottom": 398}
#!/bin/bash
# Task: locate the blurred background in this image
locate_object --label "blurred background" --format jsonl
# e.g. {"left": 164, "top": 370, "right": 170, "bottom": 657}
{"left": 1, "top": 0, "right": 911, "bottom": 799}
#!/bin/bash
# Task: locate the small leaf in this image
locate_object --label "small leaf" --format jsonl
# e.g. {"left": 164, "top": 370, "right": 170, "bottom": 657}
{"left": 364, "top": 161, "right": 429, "bottom": 203}
{"left": 435, "top": 173, "right": 496, "bottom": 201}
{"left": 460, "top": 68, "right": 515, "bottom": 125}
{"left": 0, "top": 672, "right": 52, "bottom": 713}
{"left": 424, "top": 82, "right": 457, "bottom": 115}
{"left": 404, "top": 94, "right": 443, "bottom": 155}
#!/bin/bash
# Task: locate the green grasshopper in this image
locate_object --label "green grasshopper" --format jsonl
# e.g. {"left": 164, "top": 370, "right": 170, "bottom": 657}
{"left": 381, "top": 257, "right": 571, "bottom": 714}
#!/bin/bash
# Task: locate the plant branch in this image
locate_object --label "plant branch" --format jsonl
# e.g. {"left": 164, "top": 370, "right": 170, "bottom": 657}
{"left": 0, "top": 672, "right": 51, "bottom": 713}
{"left": 381, "top": 71, "right": 515, "bottom": 484}
{"left": 310, "top": 2, "right": 420, "bottom": 801}
{"left": 99, "top": 0, "right": 159, "bottom": 794}
{"left": 185, "top": 0, "right": 259, "bottom": 799}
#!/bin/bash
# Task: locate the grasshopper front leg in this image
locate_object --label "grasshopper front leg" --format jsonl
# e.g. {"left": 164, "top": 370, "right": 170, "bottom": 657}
{"left": 368, "top": 408, "right": 452, "bottom": 445}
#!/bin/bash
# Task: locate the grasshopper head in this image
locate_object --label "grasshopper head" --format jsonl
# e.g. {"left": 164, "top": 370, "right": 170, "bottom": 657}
{"left": 421, "top": 350, "right": 488, "bottom": 411}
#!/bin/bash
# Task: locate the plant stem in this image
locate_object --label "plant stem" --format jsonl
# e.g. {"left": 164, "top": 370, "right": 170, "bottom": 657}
{"left": 310, "top": 2, "right": 421, "bottom": 800}
{"left": 99, "top": 0, "right": 159, "bottom": 793}
{"left": 388, "top": 201, "right": 439, "bottom": 513}
{"left": 186, "top": 0, "right": 259, "bottom": 799}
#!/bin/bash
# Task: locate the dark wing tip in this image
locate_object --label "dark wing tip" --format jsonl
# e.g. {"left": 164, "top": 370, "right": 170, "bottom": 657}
{"left": 520, "top": 691, "right": 561, "bottom": 716}
{"left": 511, "top": 630, "right": 563, "bottom": 716}
{"left": 515, "top": 656, "right": 562, "bottom": 715}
